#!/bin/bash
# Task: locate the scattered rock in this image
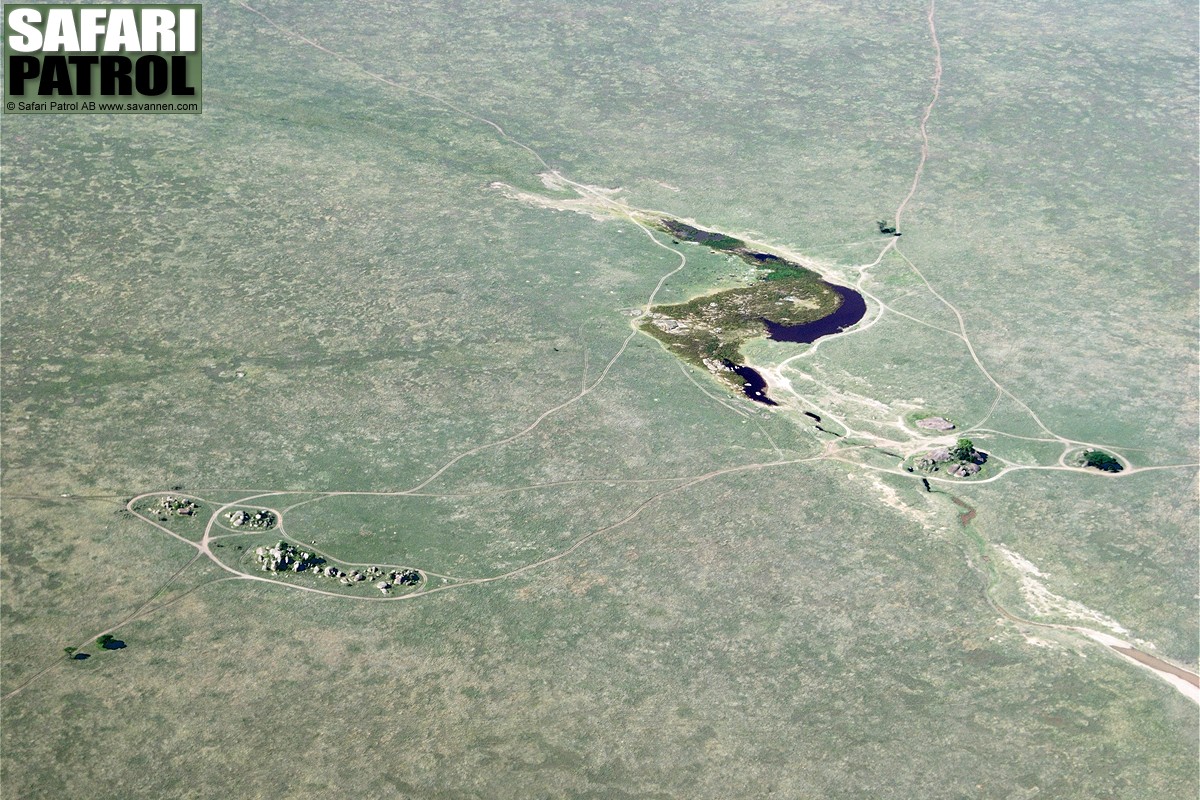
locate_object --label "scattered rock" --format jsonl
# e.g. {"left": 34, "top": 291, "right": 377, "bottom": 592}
{"left": 227, "top": 508, "right": 277, "bottom": 529}
{"left": 251, "top": 545, "right": 422, "bottom": 594}
{"left": 652, "top": 317, "right": 686, "bottom": 334}
{"left": 255, "top": 540, "right": 324, "bottom": 573}
{"left": 916, "top": 416, "right": 955, "bottom": 431}
{"left": 392, "top": 569, "right": 422, "bottom": 586}
{"left": 918, "top": 445, "right": 987, "bottom": 477}
{"left": 150, "top": 495, "right": 199, "bottom": 518}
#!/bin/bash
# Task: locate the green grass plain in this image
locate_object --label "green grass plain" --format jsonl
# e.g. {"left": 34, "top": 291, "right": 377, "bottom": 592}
{"left": 2, "top": 0, "right": 1196, "bottom": 797}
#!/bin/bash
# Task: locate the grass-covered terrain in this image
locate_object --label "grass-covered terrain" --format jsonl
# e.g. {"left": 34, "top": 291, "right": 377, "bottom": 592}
{"left": 2, "top": 0, "right": 1196, "bottom": 797}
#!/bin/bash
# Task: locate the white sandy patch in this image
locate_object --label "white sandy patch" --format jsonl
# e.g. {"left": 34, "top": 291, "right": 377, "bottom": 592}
{"left": 490, "top": 172, "right": 630, "bottom": 222}
{"left": 998, "top": 547, "right": 1199, "bottom": 704}
{"left": 996, "top": 544, "right": 1134, "bottom": 637}
{"left": 998, "top": 545, "right": 1047, "bottom": 579}
{"left": 491, "top": 181, "right": 617, "bottom": 222}
{"left": 539, "top": 171, "right": 623, "bottom": 196}
{"left": 857, "top": 471, "right": 931, "bottom": 526}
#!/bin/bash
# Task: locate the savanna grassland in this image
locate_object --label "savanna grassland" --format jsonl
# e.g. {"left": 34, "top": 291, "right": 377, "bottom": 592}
{"left": 2, "top": 1, "right": 1196, "bottom": 798}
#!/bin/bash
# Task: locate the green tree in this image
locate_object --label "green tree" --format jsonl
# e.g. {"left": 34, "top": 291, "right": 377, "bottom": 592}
{"left": 1082, "top": 449, "right": 1123, "bottom": 472}
{"left": 950, "top": 438, "right": 976, "bottom": 462}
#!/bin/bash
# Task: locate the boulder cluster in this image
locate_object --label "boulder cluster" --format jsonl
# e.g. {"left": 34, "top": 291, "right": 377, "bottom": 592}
{"left": 254, "top": 540, "right": 323, "bottom": 573}
{"left": 917, "top": 439, "right": 987, "bottom": 477}
{"left": 227, "top": 508, "right": 277, "bottom": 529}
{"left": 252, "top": 541, "right": 422, "bottom": 594}
{"left": 152, "top": 495, "right": 198, "bottom": 518}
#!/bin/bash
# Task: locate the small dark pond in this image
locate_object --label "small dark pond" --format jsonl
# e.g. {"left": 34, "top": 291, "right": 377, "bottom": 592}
{"left": 101, "top": 639, "right": 127, "bottom": 650}
{"left": 763, "top": 282, "right": 867, "bottom": 344}
{"left": 724, "top": 362, "right": 778, "bottom": 406}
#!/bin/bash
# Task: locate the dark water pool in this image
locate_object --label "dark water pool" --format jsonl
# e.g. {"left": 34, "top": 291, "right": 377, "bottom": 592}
{"left": 763, "top": 282, "right": 867, "bottom": 344}
{"left": 724, "top": 362, "right": 778, "bottom": 406}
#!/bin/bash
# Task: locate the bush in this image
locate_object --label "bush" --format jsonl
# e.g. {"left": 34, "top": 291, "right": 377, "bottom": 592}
{"left": 1081, "top": 450, "right": 1123, "bottom": 472}
{"left": 950, "top": 438, "right": 976, "bottom": 462}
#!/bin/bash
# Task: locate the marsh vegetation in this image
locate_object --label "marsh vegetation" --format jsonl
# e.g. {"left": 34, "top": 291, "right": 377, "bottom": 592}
{"left": 640, "top": 217, "right": 858, "bottom": 402}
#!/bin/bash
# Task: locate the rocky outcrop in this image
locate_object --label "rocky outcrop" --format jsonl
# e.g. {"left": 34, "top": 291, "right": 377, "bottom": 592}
{"left": 918, "top": 445, "right": 987, "bottom": 477}
{"left": 227, "top": 508, "right": 277, "bottom": 529}
{"left": 917, "top": 447, "right": 951, "bottom": 470}
{"left": 251, "top": 543, "right": 424, "bottom": 593}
